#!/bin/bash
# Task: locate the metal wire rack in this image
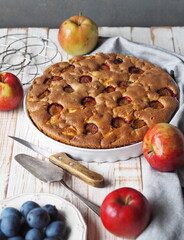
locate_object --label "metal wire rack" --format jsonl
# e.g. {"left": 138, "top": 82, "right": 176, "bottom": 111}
{"left": 0, "top": 33, "right": 63, "bottom": 85}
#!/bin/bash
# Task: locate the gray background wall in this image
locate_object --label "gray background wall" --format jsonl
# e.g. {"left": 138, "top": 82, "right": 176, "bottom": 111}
{"left": 0, "top": 0, "right": 183, "bottom": 28}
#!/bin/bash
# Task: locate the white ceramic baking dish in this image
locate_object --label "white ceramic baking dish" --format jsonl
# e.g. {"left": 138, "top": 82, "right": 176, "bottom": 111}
{"left": 23, "top": 95, "right": 142, "bottom": 162}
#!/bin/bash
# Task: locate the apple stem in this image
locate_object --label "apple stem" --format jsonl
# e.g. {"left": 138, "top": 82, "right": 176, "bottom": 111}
{"left": 78, "top": 12, "right": 83, "bottom": 26}
{"left": 147, "top": 148, "right": 154, "bottom": 156}
{"left": 116, "top": 195, "right": 133, "bottom": 205}
{"left": 0, "top": 74, "right": 4, "bottom": 82}
{"left": 125, "top": 195, "right": 133, "bottom": 205}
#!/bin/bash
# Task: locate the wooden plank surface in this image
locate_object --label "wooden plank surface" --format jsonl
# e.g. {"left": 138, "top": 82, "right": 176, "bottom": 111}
{"left": 0, "top": 26, "right": 183, "bottom": 240}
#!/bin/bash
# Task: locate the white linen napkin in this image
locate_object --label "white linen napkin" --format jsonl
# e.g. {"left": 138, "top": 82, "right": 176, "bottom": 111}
{"left": 138, "top": 158, "right": 184, "bottom": 240}
{"left": 91, "top": 37, "right": 184, "bottom": 240}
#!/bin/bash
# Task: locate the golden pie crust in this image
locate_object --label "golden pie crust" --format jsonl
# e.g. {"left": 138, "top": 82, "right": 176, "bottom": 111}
{"left": 26, "top": 53, "right": 179, "bottom": 149}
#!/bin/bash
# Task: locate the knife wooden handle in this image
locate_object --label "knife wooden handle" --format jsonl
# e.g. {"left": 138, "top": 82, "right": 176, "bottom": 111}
{"left": 49, "top": 152, "right": 105, "bottom": 188}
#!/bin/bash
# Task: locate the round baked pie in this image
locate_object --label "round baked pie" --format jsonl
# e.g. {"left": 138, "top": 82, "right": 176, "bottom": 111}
{"left": 26, "top": 52, "right": 179, "bottom": 149}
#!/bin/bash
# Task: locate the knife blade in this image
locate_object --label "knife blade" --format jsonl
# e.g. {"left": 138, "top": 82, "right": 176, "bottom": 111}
{"left": 9, "top": 136, "right": 104, "bottom": 188}
{"left": 14, "top": 153, "right": 100, "bottom": 216}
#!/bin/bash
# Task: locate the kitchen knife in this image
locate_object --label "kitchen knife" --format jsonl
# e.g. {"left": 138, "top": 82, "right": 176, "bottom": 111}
{"left": 9, "top": 136, "right": 104, "bottom": 188}
{"left": 14, "top": 153, "right": 100, "bottom": 216}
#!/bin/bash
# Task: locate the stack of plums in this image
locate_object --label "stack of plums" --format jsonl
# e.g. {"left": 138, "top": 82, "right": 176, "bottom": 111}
{"left": 0, "top": 200, "right": 66, "bottom": 240}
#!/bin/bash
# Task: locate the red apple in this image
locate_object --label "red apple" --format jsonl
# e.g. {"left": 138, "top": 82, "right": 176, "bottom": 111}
{"left": 143, "top": 123, "right": 184, "bottom": 171}
{"left": 58, "top": 14, "right": 98, "bottom": 56}
{"left": 100, "top": 187, "right": 151, "bottom": 239}
{"left": 0, "top": 72, "right": 23, "bottom": 111}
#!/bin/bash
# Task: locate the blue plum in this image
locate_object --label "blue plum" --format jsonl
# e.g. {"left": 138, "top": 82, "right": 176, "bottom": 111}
{"left": 26, "top": 208, "right": 50, "bottom": 229}
{"left": 45, "top": 221, "right": 66, "bottom": 238}
{"left": 25, "top": 228, "right": 44, "bottom": 240}
{"left": 1, "top": 214, "right": 21, "bottom": 237}
{"left": 20, "top": 201, "right": 40, "bottom": 218}
{"left": 42, "top": 205, "right": 58, "bottom": 221}
{"left": 0, "top": 207, "right": 21, "bottom": 219}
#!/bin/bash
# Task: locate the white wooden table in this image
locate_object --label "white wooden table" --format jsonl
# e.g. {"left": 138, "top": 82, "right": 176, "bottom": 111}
{"left": 0, "top": 26, "right": 183, "bottom": 240}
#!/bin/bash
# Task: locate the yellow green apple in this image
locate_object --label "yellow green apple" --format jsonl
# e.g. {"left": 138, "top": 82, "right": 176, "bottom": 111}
{"left": 58, "top": 14, "right": 98, "bottom": 56}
